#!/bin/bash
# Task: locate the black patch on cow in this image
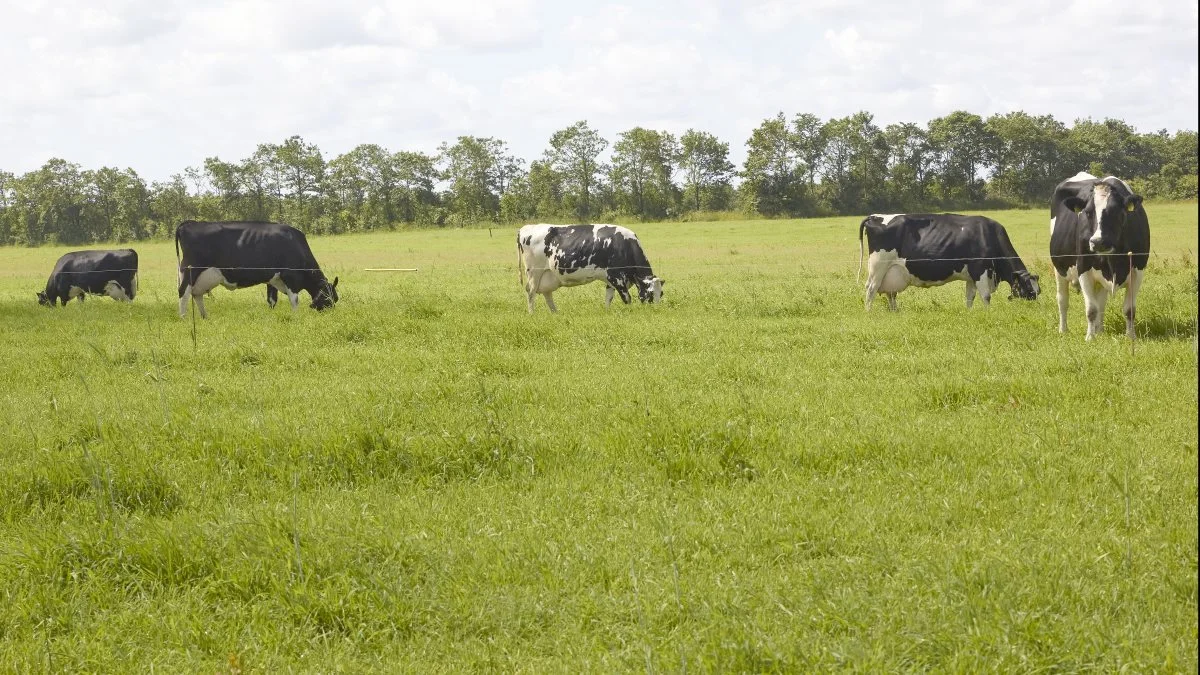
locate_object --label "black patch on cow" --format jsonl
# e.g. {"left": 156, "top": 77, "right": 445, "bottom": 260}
{"left": 1050, "top": 176, "right": 1150, "bottom": 287}
{"left": 175, "top": 220, "right": 339, "bottom": 310}
{"left": 859, "top": 214, "right": 1039, "bottom": 298}
{"left": 38, "top": 249, "right": 138, "bottom": 307}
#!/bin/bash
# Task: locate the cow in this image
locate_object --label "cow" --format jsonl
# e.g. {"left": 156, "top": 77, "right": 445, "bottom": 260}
{"left": 858, "top": 213, "right": 1040, "bottom": 311}
{"left": 1049, "top": 172, "right": 1149, "bottom": 340}
{"left": 517, "top": 224, "right": 664, "bottom": 313}
{"left": 37, "top": 249, "right": 138, "bottom": 307}
{"left": 175, "top": 220, "right": 338, "bottom": 319}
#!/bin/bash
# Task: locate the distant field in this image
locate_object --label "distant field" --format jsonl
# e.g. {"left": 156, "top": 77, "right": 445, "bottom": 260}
{"left": 0, "top": 205, "right": 1196, "bottom": 671}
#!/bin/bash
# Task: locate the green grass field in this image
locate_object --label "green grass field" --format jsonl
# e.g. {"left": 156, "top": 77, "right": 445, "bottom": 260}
{"left": 1, "top": 205, "right": 1196, "bottom": 672}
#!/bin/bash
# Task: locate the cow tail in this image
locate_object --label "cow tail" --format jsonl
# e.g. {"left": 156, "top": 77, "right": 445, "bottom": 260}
{"left": 857, "top": 220, "right": 866, "bottom": 281}
{"left": 516, "top": 239, "right": 525, "bottom": 289}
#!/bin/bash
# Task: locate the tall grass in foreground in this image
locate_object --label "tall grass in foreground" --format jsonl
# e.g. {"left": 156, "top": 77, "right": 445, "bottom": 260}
{"left": 0, "top": 205, "right": 1195, "bottom": 671}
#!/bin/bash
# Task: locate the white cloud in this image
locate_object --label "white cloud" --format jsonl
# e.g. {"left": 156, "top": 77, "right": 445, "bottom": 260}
{"left": 0, "top": 0, "right": 1195, "bottom": 180}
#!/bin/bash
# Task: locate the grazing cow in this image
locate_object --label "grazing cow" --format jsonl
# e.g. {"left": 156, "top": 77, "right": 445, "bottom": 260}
{"left": 175, "top": 220, "right": 338, "bottom": 318}
{"left": 858, "top": 213, "right": 1040, "bottom": 311}
{"left": 517, "top": 224, "right": 664, "bottom": 313}
{"left": 1049, "top": 171, "right": 1149, "bottom": 340}
{"left": 37, "top": 249, "right": 138, "bottom": 307}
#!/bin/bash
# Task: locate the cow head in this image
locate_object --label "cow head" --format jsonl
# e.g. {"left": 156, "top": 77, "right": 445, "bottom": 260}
{"left": 1008, "top": 271, "right": 1041, "bottom": 300}
{"left": 311, "top": 276, "right": 339, "bottom": 310}
{"left": 636, "top": 276, "right": 664, "bottom": 303}
{"left": 36, "top": 291, "right": 51, "bottom": 306}
{"left": 1061, "top": 179, "right": 1143, "bottom": 254}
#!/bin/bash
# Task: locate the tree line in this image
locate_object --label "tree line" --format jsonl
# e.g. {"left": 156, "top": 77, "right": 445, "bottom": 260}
{"left": 0, "top": 110, "right": 1195, "bottom": 246}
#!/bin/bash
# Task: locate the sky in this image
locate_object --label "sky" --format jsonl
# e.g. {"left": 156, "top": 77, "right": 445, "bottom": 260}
{"left": 1, "top": 0, "right": 1197, "bottom": 182}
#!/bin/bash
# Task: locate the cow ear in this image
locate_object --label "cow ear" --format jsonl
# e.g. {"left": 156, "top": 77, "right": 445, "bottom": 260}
{"left": 1126, "top": 195, "right": 1143, "bottom": 212}
{"left": 332, "top": 276, "right": 339, "bottom": 288}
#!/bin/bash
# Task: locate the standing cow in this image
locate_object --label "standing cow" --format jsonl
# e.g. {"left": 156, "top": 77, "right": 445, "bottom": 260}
{"left": 517, "top": 224, "right": 664, "bottom": 313}
{"left": 1050, "top": 172, "right": 1149, "bottom": 340}
{"left": 37, "top": 249, "right": 138, "bottom": 306}
{"left": 175, "top": 220, "right": 338, "bottom": 318}
{"left": 858, "top": 213, "right": 1040, "bottom": 311}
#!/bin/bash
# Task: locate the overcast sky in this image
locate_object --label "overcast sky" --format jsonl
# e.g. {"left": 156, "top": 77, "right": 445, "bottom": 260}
{"left": 1, "top": 0, "right": 1196, "bottom": 182}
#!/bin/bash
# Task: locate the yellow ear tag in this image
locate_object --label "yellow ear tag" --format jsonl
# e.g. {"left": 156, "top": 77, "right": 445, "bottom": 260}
{"left": 1126, "top": 202, "right": 1135, "bottom": 212}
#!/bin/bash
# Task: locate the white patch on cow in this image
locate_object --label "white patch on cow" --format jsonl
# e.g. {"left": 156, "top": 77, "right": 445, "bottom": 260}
{"left": 864, "top": 249, "right": 910, "bottom": 310}
{"left": 1050, "top": 216, "right": 1056, "bottom": 236}
{"left": 648, "top": 277, "right": 663, "bottom": 303}
{"left": 1066, "top": 171, "right": 1098, "bottom": 182}
{"left": 179, "top": 267, "right": 230, "bottom": 319}
{"left": 1090, "top": 183, "right": 1112, "bottom": 250}
{"left": 103, "top": 280, "right": 129, "bottom": 301}
{"left": 190, "top": 267, "right": 231, "bottom": 296}
{"left": 974, "top": 270, "right": 994, "bottom": 306}
{"left": 1103, "top": 175, "right": 1134, "bottom": 193}
{"left": 268, "top": 273, "right": 299, "bottom": 311}
{"left": 67, "top": 286, "right": 84, "bottom": 300}
{"left": 868, "top": 213, "right": 904, "bottom": 225}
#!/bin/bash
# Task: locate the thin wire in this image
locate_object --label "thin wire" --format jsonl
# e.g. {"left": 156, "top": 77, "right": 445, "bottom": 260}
{"left": 33, "top": 251, "right": 1162, "bottom": 276}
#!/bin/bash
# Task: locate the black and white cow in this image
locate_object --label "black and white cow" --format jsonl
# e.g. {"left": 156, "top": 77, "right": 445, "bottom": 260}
{"left": 175, "top": 220, "right": 338, "bottom": 318}
{"left": 517, "top": 224, "right": 664, "bottom": 313}
{"left": 37, "top": 249, "right": 138, "bottom": 306}
{"left": 858, "top": 213, "right": 1040, "bottom": 311}
{"left": 1050, "top": 172, "right": 1149, "bottom": 340}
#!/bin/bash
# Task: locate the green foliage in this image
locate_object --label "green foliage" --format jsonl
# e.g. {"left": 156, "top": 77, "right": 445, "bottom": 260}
{"left": 0, "top": 114, "right": 1196, "bottom": 245}
{"left": 0, "top": 205, "right": 1195, "bottom": 670}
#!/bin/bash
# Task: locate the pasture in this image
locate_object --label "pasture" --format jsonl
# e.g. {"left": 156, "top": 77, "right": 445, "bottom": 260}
{"left": 0, "top": 205, "right": 1196, "bottom": 672}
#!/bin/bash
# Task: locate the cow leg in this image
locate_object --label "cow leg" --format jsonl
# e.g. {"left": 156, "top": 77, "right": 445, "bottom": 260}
{"left": 268, "top": 275, "right": 299, "bottom": 311}
{"left": 886, "top": 292, "right": 898, "bottom": 311}
{"left": 196, "top": 293, "right": 210, "bottom": 319}
{"left": 964, "top": 278, "right": 977, "bottom": 308}
{"left": 977, "top": 271, "right": 992, "bottom": 307}
{"left": 526, "top": 288, "right": 536, "bottom": 313}
{"left": 605, "top": 286, "right": 615, "bottom": 307}
{"left": 179, "top": 285, "right": 191, "bottom": 317}
{"left": 266, "top": 285, "right": 278, "bottom": 309}
{"left": 1123, "top": 267, "right": 1144, "bottom": 339}
{"left": 1055, "top": 271, "right": 1070, "bottom": 333}
{"left": 542, "top": 292, "right": 558, "bottom": 313}
{"left": 864, "top": 283, "right": 878, "bottom": 311}
{"left": 1079, "top": 270, "right": 1109, "bottom": 340}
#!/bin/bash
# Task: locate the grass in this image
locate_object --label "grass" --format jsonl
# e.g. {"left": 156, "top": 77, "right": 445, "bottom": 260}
{"left": 0, "top": 204, "right": 1196, "bottom": 672}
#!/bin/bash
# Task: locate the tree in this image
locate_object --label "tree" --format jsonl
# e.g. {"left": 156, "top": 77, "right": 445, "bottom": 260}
{"left": 393, "top": 151, "right": 439, "bottom": 226}
{"left": 543, "top": 121, "right": 608, "bottom": 220}
{"left": 883, "top": 122, "right": 932, "bottom": 209}
{"left": 985, "top": 112, "right": 1069, "bottom": 204}
{"left": 821, "top": 112, "right": 889, "bottom": 213}
{"left": 791, "top": 113, "right": 827, "bottom": 192}
{"left": 439, "top": 136, "right": 524, "bottom": 224}
{"left": 679, "top": 130, "right": 734, "bottom": 212}
{"left": 740, "top": 113, "right": 802, "bottom": 216}
{"left": 611, "top": 127, "right": 680, "bottom": 219}
{"left": 272, "top": 135, "right": 325, "bottom": 225}
{"left": 928, "top": 111, "right": 994, "bottom": 205}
